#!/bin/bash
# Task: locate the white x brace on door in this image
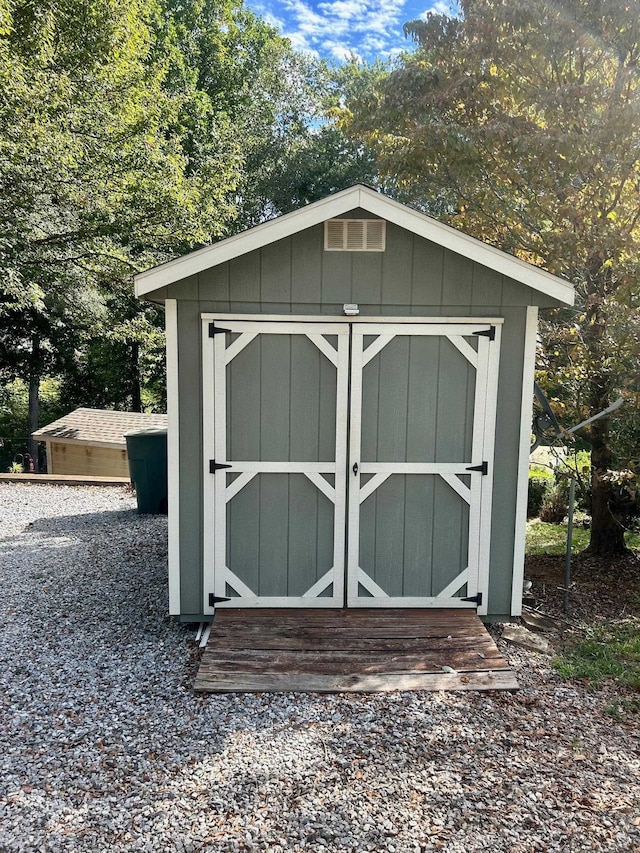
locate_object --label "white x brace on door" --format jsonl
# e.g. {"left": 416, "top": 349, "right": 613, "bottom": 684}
{"left": 203, "top": 320, "right": 349, "bottom": 610}
{"left": 202, "top": 317, "right": 500, "bottom": 615}
{"left": 346, "top": 323, "right": 500, "bottom": 613}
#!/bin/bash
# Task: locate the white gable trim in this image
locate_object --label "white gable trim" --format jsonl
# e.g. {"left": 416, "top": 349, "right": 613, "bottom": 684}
{"left": 134, "top": 185, "right": 574, "bottom": 306}
{"left": 361, "top": 191, "right": 574, "bottom": 305}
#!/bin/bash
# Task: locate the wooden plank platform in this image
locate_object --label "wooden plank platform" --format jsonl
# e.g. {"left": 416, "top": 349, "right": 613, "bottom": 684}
{"left": 195, "top": 609, "right": 518, "bottom": 693}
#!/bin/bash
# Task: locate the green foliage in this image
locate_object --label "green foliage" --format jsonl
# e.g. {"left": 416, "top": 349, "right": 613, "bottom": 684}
{"left": 0, "top": 377, "right": 64, "bottom": 469}
{"left": 344, "top": 0, "right": 640, "bottom": 556}
{"left": 553, "top": 619, "right": 640, "bottom": 689}
{"left": 529, "top": 464, "right": 554, "bottom": 480}
{"left": 604, "top": 696, "right": 640, "bottom": 720}
{"left": 528, "top": 457, "right": 593, "bottom": 519}
{"left": 1, "top": 0, "right": 371, "bottom": 436}
{"left": 556, "top": 451, "right": 592, "bottom": 480}
{"left": 0, "top": 0, "right": 242, "bottom": 434}
{"left": 525, "top": 519, "right": 640, "bottom": 555}
{"left": 539, "top": 480, "right": 571, "bottom": 524}
{"left": 528, "top": 466, "right": 554, "bottom": 518}
{"left": 528, "top": 478, "right": 550, "bottom": 518}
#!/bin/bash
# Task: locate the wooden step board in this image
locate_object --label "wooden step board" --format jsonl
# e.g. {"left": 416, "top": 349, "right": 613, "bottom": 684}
{"left": 194, "top": 609, "right": 518, "bottom": 693}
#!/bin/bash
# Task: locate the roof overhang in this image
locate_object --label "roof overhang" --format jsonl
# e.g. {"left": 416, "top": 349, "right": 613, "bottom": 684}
{"left": 32, "top": 433, "right": 125, "bottom": 450}
{"left": 134, "top": 185, "right": 575, "bottom": 306}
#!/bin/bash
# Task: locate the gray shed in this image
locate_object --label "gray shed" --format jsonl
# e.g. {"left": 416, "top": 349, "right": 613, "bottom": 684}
{"left": 135, "top": 185, "right": 574, "bottom": 621}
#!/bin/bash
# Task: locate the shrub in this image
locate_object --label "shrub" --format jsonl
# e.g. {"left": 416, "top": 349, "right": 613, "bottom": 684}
{"left": 528, "top": 465, "right": 554, "bottom": 518}
{"left": 556, "top": 451, "right": 591, "bottom": 512}
{"left": 528, "top": 477, "right": 550, "bottom": 518}
{"left": 539, "top": 480, "right": 570, "bottom": 523}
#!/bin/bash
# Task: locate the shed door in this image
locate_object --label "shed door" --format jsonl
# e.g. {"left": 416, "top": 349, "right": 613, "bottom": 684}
{"left": 347, "top": 323, "right": 498, "bottom": 612}
{"left": 203, "top": 318, "right": 499, "bottom": 614}
{"left": 203, "top": 321, "right": 349, "bottom": 609}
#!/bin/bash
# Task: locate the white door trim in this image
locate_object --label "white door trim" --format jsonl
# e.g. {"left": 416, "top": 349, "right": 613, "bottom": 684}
{"left": 476, "top": 323, "right": 502, "bottom": 616}
{"left": 347, "top": 322, "right": 499, "bottom": 610}
{"left": 203, "top": 319, "right": 349, "bottom": 611}
{"left": 511, "top": 306, "right": 539, "bottom": 616}
{"left": 202, "top": 313, "right": 505, "bottom": 326}
{"left": 202, "top": 314, "right": 501, "bottom": 613}
{"left": 165, "top": 299, "right": 181, "bottom": 616}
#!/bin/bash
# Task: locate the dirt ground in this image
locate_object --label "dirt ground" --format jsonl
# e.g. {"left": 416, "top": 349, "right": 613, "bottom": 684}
{"left": 524, "top": 549, "right": 640, "bottom": 623}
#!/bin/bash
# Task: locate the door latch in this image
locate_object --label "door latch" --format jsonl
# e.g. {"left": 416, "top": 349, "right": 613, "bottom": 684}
{"left": 352, "top": 462, "right": 358, "bottom": 476}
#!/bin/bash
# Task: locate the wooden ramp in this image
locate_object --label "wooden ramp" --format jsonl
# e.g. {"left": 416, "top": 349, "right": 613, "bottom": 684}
{"left": 194, "top": 609, "right": 518, "bottom": 693}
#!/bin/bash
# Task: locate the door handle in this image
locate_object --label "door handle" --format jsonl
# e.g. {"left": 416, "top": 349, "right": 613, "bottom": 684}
{"left": 352, "top": 462, "right": 358, "bottom": 476}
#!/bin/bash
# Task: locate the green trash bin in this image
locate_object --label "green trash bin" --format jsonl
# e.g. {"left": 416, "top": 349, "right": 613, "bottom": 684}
{"left": 125, "top": 428, "right": 168, "bottom": 514}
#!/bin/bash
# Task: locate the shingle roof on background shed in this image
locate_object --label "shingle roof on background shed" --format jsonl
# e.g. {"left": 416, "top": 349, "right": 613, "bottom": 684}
{"left": 32, "top": 408, "right": 168, "bottom": 449}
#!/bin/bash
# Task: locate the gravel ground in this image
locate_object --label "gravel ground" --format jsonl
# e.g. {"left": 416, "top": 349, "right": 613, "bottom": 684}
{"left": 1, "top": 482, "right": 639, "bottom": 853}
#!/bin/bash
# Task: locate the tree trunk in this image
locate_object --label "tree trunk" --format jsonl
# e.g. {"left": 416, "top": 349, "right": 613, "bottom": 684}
{"left": 581, "top": 261, "right": 626, "bottom": 558}
{"left": 28, "top": 334, "right": 40, "bottom": 474}
{"left": 586, "top": 409, "right": 627, "bottom": 557}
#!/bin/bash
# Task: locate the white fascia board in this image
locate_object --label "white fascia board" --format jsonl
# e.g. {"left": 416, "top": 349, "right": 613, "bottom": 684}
{"left": 31, "top": 436, "right": 124, "bottom": 450}
{"left": 360, "top": 189, "right": 575, "bottom": 306}
{"left": 134, "top": 186, "right": 363, "bottom": 297}
{"left": 135, "top": 184, "right": 575, "bottom": 306}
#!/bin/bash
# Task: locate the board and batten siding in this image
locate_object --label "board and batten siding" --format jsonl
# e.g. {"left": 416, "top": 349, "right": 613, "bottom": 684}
{"left": 165, "top": 219, "right": 556, "bottom": 620}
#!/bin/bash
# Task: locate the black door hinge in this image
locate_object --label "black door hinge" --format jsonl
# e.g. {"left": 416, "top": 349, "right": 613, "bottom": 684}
{"left": 210, "top": 460, "right": 232, "bottom": 474}
{"left": 466, "top": 461, "right": 488, "bottom": 475}
{"left": 462, "top": 592, "right": 483, "bottom": 606}
{"left": 209, "top": 594, "right": 231, "bottom": 607}
{"left": 473, "top": 326, "right": 496, "bottom": 341}
{"left": 209, "top": 322, "right": 232, "bottom": 337}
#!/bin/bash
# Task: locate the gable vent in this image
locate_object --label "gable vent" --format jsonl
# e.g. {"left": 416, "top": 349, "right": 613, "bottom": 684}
{"left": 324, "top": 219, "right": 386, "bottom": 252}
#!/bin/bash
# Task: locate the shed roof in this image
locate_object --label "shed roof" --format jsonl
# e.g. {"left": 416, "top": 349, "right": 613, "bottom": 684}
{"left": 134, "top": 184, "right": 574, "bottom": 305}
{"left": 32, "top": 408, "right": 168, "bottom": 450}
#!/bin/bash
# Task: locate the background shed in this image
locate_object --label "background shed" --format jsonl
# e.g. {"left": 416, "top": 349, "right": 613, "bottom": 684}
{"left": 135, "top": 185, "right": 574, "bottom": 621}
{"left": 33, "top": 407, "right": 168, "bottom": 477}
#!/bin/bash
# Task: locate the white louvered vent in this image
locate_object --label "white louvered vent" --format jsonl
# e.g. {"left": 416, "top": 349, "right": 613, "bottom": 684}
{"left": 324, "top": 219, "right": 386, "bottom": 252}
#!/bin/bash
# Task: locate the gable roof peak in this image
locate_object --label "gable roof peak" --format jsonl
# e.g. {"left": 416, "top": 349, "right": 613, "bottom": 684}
{"left": 135, "top": 184, "right": 574, "bottom": 305}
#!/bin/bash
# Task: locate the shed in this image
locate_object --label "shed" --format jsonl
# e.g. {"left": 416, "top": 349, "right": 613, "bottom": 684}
{"left": 33, "top": 407, "right": 168, "bottom": 478}
{"left": 135, "top": 185, "right": 574, "bottom": 621}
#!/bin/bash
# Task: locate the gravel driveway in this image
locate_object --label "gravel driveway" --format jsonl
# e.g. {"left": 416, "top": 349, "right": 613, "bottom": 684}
{"left": 1, "top": 482, "right": 638, "bottom": 852}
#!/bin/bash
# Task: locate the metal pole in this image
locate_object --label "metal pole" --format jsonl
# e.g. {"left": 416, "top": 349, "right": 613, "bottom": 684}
{"left": 564, "top": 478, "right": 576, "bottom": 612}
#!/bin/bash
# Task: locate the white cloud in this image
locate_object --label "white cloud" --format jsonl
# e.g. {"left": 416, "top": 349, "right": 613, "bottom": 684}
{"left": 262, "top": 10, "right": 287, "bottom": 29}
{"left": 254, "top": 0, "right": 415, "bottom": 61}
{"left": 420, "top": 1, "right": 454, "bottom": 17}
{"left": 326, "top": 42, "right": 363, "bottom": 62}
{"left": 317, "top": 0, "right": 370, "bottom": 21}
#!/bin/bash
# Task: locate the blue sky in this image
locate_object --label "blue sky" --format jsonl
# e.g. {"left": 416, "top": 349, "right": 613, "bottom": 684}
{"left": 248, "top": 0, "right": 454, "bottom": 62}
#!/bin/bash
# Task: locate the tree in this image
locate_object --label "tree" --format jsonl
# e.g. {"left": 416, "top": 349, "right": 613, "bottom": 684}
{"left": 0, "top": 0, "right": 381, "bottom": 472}
{"left": 344, "top": 0, "right": 640, "bottom": 556}
{"left": 244, "top": 59, "right": 384, "bottom": 218}
{"left": 156, "top": 1, "right": 379, "bottom": 226}
{"left": 0, "top": 0, "right": 240, "bottom": 466}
